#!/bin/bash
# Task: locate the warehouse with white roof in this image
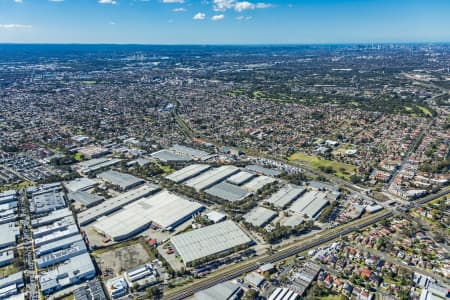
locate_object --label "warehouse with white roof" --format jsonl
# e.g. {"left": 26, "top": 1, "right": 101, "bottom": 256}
{"left": 93, "top": 190, "right": 204, "bottom": 241}
{"left": 170, "top": 220, "right": 252, "bottom": 266}
{"left": 77, "top": 184, "right": 159, "bottom": 226}
{"left": 265, "top": 184, "right": 306, "bottom": 209}
{"left": 242, "top": 175, "right": 277, "bottom": 192}
{"left": 243, "top": 206, "right": 277, "bottom": 227}
{"left": 165, "top": 164, "right": 211, "bottom": 183}
{"left": 97, "top": 170, "right": 144, "bottom": 191}
{"left": 184, "top": 165, "right": 240, "bottom": 191}
{"left": 288, "top": 190, "right": 329, "bottom": 220}
{"left": 226, "top": 171, "right": 256, "bottom": 186}
{"left": 205, "top": 182, "right": 252, "bottom": 202}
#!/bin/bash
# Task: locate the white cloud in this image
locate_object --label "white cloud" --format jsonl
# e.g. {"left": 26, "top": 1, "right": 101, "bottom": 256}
{"left": 235, "top": 15, "right": 252, "bottom": 21}
{"left": 213, "top": 0, "right": 235, "bottom": 11}
{"left": 211, "top": 14, "right": 224, "bottom": 21}
{"left": 193, "top": 12, "right": 206, "bottom": 20}
{"left": 109, "top": 21, "right": 116, "bottom": 25}
{"left": 98, "top": 0, "right": 116, "bottom": 4}
{"left": 0, "top": 24, "right": 32, "bottom": 29}
{"left": 162, "top": 0, "right": 184, "bottom": 3}
{"left": 49, "top": 0, "right": 64, "bottom": 2}
{"left": 234, "top": 1, "right": 254, "bottom": 12}
{"left": 213, "top": 0, "right": 272, "bottom": 12}
{"left": 255, "top": 2, "right": 272, "bottom": 8}
{"left": 14, "top": 0, "right": 23, "bottom": 3}
{"left": 172, "top": 7, "right": 186, "bottom": 12}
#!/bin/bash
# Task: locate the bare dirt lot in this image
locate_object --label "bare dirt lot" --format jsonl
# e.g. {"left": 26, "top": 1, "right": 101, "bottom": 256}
{"left": 94, "top": 242, "right": 151, "bottom": 277}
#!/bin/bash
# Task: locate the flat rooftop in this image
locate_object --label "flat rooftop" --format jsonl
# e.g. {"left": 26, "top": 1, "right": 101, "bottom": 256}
{"left": 77, "top": 184, "right": 160, "bottom": 226}
{"left": 151, "top": 149, "right": 191, "bottom": 162}
{"left": 243, "top": 206, "right": 277, "bottom": 227}
{"left": 93, "top": 190, "right": 203, "bottom": 240}
{"left": 289, "top": 191, "right": 329, "bottom": 219}
{"left": 170, "top": 220, "right": 252, "bottom": 265}
{"left": 246, "top": 165, "right": 281, "bottom": 177}
{"left": 64, "top": 178, "right": 98, "bottom": 193}
{"left": 184, "top": 165, "right": 240, "bottom": 191}
{"left": 165, "top": 164, "right": 211, "bottom": 184}
{"left": 170, "top": 144, "right": 212, "bottom": 161}
{"left": 226, "top": 171, "right": 256, "bottom": 186}
{"left": 242, "top": 175, "right": 276, "bottom": 192}
{"left": 205, "top": 182, "right": 252, "bottom": 202}
{"left": 265, "top": 184, "right": 305, "bottom": 209}
{"left": 97, "top": 170, "right": 144, "bottom": 190}
{"left": 67, "top": 190, "right": 104, "bottom": 208}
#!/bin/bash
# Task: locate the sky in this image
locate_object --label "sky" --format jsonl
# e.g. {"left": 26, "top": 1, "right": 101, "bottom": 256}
{"left": 0, "top": 0, "right": 450, "bottom": 44}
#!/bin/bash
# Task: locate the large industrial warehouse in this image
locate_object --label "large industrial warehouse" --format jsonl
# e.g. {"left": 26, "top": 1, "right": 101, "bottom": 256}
{"left": 288, "top": 191, "right": 329, "bottom": 219}
{"left": 93, "top": 190, "right": 204, "bottom": 241}
{"left": 204, "top": 182, "right": 252, "bottom": 202}
{"left": 77, "top": 184, "right": 159, "bottom": 226}
{"left": 264, "top": 184, "right": 306, "bottom": 209}
{"left": 170, "top": 220, "right": 252, "bottom": 266}
{"left": 97, "top": 170, "right": 144, "bottom": 191}
{"left": 184, "top": 165, "right": 240, "bottom": 191}
{"left": 165, "top": 164, "right": 211, "bottom": 184}
{"left": 243, "top": 206, "right": 277, "bottom": 227}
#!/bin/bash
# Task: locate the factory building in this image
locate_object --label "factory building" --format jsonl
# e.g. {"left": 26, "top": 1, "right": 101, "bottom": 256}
{"left": 39, "top": 253, "right": 96, "bottom": 295}
{"left": 67, "top": 190, "right": 104, "bottom": 208}
{"left": 165, "top": 164, "right": 212, "bottom": 184}
{"left": 34, "top": 225, "right": 79, "bottom": 247}
{"left": 32, "top": 216, "right": 75, "bottom": 239}
{"left": 93, "top": 190, "right": 204, "bottom": 241}
{"left": 205, "top": 182, "right": 252, "bottom": 202}
{"left": 30, "top": 191, "right": 66, "bottom": 215}
{"left": 37, "top": 240, "right": 87, "bottom": 268}
{"left": 106, "top": 277, "right": 128, "bottom": 299}
{"left": 0, "top": 250, "right": 14, "bottom": 267}
{"left": 243, "top": 206, "right": 277, "bottom": 228}
{"left": 36, "top": 234, "right": 84, "bottom": 257}
{"left": 0, "top": 272, "right": 24, "bottom": 299}
{"left": 77, "top": 184, "right": 160, "bottom": 226}
{"left": 184, "top": 165, "right": 240, "bottom": 191}
{"left": 151, "top": 149, "right": 191, "bottom": 163}
{"left": 264, "top": 184, "right": 306, "bottom": 209}
{"left": 192, "top": 281, "right": 242, "bottom": 300}
{"left": 170, "top": 220, "right": 252, "bottom": 266}
{"left": 31, "top": 208, "right": 73, "bottom": 228}
{"left": 288, "top": 191, "right": 330, "bottom": 220}
{"left": 0, "top": 223, "right": 19, "bottom": 249}
{"left": 0, "top": 190, "right": 16, "bottom": 204}
{"left": 97, "top": 170, "right": 144, "bottom": 191}
{"left": 77, "top": 157, "right": 122, "bottom": 175}
{"left": 64, "top": 178, "right": 98, "bottom": 193}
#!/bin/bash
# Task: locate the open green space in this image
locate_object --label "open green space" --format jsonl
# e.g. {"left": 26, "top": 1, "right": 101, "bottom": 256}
{"left": 288, "top": 152, "right": 356, "bottom": 181}
{"left": 0, "top": 264, "right": 19, "bottom": 277}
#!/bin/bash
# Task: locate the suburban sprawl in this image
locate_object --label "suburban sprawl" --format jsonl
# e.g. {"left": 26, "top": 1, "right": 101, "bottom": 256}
{"left": 0, "top": 44, "right": 448, "bottom": 300}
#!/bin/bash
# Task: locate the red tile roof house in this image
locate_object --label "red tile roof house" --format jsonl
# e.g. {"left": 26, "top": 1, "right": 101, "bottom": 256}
{"left": 361, "top": 268, "right": 372, "bottom": 279}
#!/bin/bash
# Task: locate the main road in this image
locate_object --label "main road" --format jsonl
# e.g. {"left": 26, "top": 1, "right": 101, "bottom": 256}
{"left": 163, "top": 211, "right": 392, "bottom": 300}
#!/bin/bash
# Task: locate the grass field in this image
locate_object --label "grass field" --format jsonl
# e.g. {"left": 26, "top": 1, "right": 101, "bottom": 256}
{"left": 288, "top": 152, "right": 357, "bottom": 181}
{"left": 417, "top": 105, "right": 433, "bottom": 117}
{"left": 0, "top": 264, "right": 19, "bottom": 277}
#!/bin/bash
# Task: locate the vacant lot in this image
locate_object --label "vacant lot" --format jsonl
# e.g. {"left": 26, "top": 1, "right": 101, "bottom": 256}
{"left": 94, "top": 242, "right": 151, "bottom": 277}
{"left": 288, "top": 152, "right": 356, "bottom": 181}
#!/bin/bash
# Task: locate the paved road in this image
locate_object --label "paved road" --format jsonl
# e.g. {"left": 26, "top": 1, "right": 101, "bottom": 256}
{"left": 163, "top": 211, "right": 392, "bottom": 300}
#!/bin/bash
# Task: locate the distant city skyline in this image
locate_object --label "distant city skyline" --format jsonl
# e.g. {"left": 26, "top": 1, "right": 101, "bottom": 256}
{"left": 1, "top": 0, "right": 450, "bottom": 44}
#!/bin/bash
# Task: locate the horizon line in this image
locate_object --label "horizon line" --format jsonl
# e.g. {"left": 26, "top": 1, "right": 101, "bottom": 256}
{"left": 1, "top": 41, "right": 450, "bottom": 47}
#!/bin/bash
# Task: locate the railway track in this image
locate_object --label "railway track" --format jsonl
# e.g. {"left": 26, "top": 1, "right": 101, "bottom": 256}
{"left": 164, "top": 211, "right": 392, "bottom": 300}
